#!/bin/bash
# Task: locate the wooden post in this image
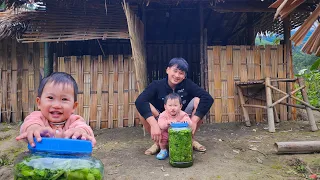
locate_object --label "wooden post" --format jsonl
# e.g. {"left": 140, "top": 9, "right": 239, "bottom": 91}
{"left": 123, "top": 1, "right": 147, "bottom": 93}
{"left": 265, "top": 77, "right": 275, "bottom": 132}
{"left": 199, "top": 2, "right": 205, "bottom": 89}
{"left": 246, "top": 13, "right": 255, "bottom": 45}
{"left": 44, "top": 42, "right": 53, "bottom": 77}
{"left": 204, "top": 28, "right": 208, "bottom": 91}
{"left": 274, "top": 106, "right": 280, "bottom": 123}
{"left": 237, "top": 86, "right": 251, "bottom": 126}
{"left": 298, "top": 77, "right": 318, "bottom": 131}
{"left": 283, "top": 16, "right": 293, "bottom": 120}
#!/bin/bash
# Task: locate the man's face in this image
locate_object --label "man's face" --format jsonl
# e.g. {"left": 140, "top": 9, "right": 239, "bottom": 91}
{"left": 166, "top": 65, "right": 186, "bottom": 87}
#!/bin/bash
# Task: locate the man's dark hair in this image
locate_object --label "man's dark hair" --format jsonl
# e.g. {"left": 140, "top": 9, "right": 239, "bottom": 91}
{"left": 38, "top": 72, "right": 78, "bottom": 101}
{"left": 168, "top": 57, "right": 189, "bottom": 73}
{"left": 164, "top": 93, "right": 182, "bottom": 105}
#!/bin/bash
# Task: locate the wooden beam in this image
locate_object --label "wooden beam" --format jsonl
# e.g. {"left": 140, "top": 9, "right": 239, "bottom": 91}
{"left": 123, "top": 1, "right": 147, "bottom": 93}
{"left": 283, "top": 16, "right": 293, "bottom": 120}
{"left": 199, "top": 2, "right": 205, "bottom": 89}
{"left": 212, "top": 2, "right": 312, "bottom": 13}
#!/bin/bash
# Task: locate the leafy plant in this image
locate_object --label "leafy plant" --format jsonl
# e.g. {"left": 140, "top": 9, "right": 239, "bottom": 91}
{"left": 168, "top": 126, "right": 193, "bottom": 168}
{"left": 14, "top": 154, "right": 103, "bottom": 180}
{"left": 295, "top": 58, "right": 320, "bottom": 108}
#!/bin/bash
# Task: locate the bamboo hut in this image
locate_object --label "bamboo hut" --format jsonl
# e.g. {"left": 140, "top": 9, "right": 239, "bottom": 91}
{"left": 0, "top": 0, "right": 319, "bottom": 129}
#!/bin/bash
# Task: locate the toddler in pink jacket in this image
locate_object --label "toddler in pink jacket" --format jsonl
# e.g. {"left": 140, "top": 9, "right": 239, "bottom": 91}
{"left": 16, "top": 72, "right": 96, "bottom": 147}
{"left": 157, "top": 93, "right": 193, "bottom": 160}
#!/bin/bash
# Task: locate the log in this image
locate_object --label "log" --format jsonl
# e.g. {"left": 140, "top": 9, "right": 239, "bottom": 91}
{"left": 275, "top": 141, "right": 320, "bottom": 154}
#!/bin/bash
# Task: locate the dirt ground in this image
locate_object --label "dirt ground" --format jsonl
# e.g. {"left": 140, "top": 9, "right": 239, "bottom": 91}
{"left": 1, "top": 111, "right": 320, "bottom": 180}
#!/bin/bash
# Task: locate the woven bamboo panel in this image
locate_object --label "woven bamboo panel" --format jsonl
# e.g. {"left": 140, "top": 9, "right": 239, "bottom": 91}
{"left": 0, "top": 39, "right": 43, "bottom": 123}
{"left": 207, "top": 45, "right": 289, "bottom": 123}
{"left": 18, "top": 4, "right": 129, "bottom": 43}
{"left": 53, "top": 54, "right": 139, "bottom": 129}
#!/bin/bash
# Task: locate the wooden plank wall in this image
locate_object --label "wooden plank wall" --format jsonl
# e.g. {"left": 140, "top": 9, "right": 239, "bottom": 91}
{"left": 207, "top": 45, "right": 288, "bottom": 123}
{"left": 57, "top": 55, "right": 139, "bottom": 129}
{"left": 0, "top": 39, "right": 44, "bottom": 123}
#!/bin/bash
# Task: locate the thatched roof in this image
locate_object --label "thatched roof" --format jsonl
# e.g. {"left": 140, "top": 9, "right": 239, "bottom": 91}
{"left": 0, "top": 0, "right": 318, "bottom": 44}
{"left": 270, "top": 0, "right": 320, "bottom": 56}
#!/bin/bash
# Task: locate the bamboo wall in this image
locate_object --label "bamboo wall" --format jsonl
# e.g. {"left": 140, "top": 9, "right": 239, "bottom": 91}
{"left": 207, "top": 45, "right": 289, "bottom": 123}
{"left": 56, "top": 55, "right": 139, "bottom": 129}
{"left": 0, "top": 39, "right": 44, "bottom": 123}
{"left": 0, "top": 38, "right": 290, "bottom": 127}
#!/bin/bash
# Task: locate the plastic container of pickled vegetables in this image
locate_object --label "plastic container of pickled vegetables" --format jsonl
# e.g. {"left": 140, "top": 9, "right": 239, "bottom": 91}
{"left": 168, "top": 122, "right": 193, "bottom": 168}
{"left": 14, "top": 138, "right": 104, "bottom": 180}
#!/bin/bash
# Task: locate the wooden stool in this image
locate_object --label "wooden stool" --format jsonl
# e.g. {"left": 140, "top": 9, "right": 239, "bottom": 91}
{"left": 236, "top": 77, "right": 319, "bottom": 132}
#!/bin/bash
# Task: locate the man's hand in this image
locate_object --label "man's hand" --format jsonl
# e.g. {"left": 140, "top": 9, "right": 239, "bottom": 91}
{"left": 190, "top": 115, "right": 201, "bottom": 135}
{"left": 16, "top": 125, "right": 55, "bottom": 147}
{"left": 150, "top": 124, "right": 161, "bottom": 143}
{"left": 146, "top": 116, "right": 161, "bottom": 143}
{"left": 64, "top": 128, "right": 96, "bottom": 147}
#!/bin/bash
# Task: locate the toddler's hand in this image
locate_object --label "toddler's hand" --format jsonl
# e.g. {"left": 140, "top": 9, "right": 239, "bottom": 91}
{"left": 63, "top": 128, "right": 96, "bottom": 147}
{"left": 16, "top": 125, "right": 55, "bottom": 147}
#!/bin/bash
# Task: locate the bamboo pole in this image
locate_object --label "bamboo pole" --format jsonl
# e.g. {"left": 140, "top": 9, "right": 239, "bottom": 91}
{"left": 89, "top": 56, "right": 98, "bottom": 129}
{"left": 275, "top": 141, "right": 320, "bottom": 154}
{"left": 16, "top": 42, "right": 23, "bottom": 122}
{"left": 28, "top": 43, "right": 35, "bottom": 114}
{"left": 0, "top": 40, "right": 3, "bottom": 122}
{"left": 118, "top": 55, "right": 124, "bottom": 128}
{"left": 237, "top": 86, "right": 251, "bottom": 126}
{"left": 274, "top": 106, "right": 280, "bottom": 123}
{"left": 243, "top": 104, "right": 266, "bottom": 109}
{"left": 298, "top": 77, "right": 318, "bottom": 131}
{"left": 108, "top": 55, "right": 114, "bottom": 129}
{"left": 101, "top": 55, "right": 109, "bottom": 129}
{"left": 265, "top": 77, "right": 275, "bottom": 132}
{"left": 83, "top": 55, "right": 91, "bottom": 125}
{"left": 6, "top": 39, "right": 11, "bottom": 122}
{"left": 96, "top": 55, "right": 103, "bottom": 130}
{"left": 11, "top": 40, "right": 18, "bottom": 123}
{"left": 283, "top": 16, "right": 293, "bottom": 120}
{"left": 22, "top": 43, "right": 29, "bottom": 118}
{"left": 123, "top": 1, "right": 147, "bottom": 94}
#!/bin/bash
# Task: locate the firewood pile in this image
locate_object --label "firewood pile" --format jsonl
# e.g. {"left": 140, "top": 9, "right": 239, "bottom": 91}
{"left": 269, "top": 0, "right": 320, "bottom": 56}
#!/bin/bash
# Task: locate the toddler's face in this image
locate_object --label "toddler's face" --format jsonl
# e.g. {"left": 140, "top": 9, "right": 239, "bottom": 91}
{"left": 164, "top": 98, "right": 182, "bottom": 117}
{"left": 36, "top": 82, "right": 78, "bottom": 123}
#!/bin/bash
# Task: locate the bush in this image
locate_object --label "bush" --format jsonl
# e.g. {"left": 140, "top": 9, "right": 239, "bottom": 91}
{"left": 296, "top": 68, "right": 320, "bottom": 108}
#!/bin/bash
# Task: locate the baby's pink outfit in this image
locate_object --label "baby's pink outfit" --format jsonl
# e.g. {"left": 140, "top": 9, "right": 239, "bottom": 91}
{"left": 158, "top": 110, "right": 192, "bottom": 147}
{"left": 20, "top": 111, "right": 95, "bottom": 139}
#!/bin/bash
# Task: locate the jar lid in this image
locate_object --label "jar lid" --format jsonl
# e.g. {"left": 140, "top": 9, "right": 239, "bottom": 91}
{"left": 170, "top": 122, "right": 189, "bottom": 128}
{"left": 28, "top": 137, "right": 92, "bottom": 154}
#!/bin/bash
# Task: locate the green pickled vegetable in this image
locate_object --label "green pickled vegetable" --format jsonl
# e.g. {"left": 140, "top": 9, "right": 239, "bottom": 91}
{"left": 168, "top": 127, "right": 193, "bottom": 168}
{"left": 14, "top": 155, "right": 103, "bottom": 180}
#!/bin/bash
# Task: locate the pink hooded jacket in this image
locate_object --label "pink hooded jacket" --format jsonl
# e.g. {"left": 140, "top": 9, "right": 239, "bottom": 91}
{"left": 20, "top": 111, "right": 94, "bottom": 137}
{"left": 158, "top": 110, "right": 192, "bottom": 130}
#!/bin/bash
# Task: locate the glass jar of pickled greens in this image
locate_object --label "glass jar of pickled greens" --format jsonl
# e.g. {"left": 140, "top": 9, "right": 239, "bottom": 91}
{"left": 168, "top": 122, "right": 193, "bottom": 168}
{"left": 14, "top": 138, "right": 104, "bottom": 180}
